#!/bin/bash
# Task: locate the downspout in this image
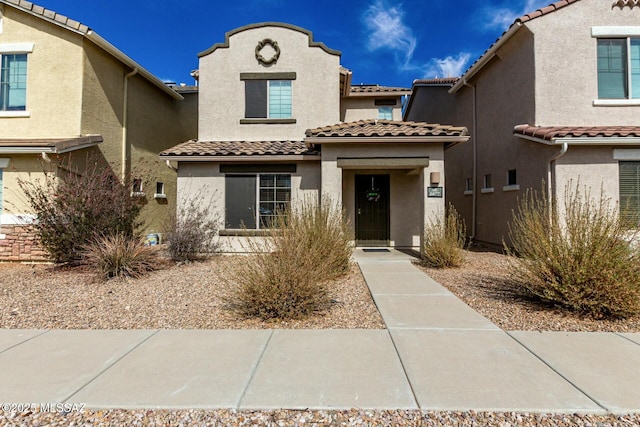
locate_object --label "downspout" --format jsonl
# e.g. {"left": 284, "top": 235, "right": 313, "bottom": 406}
{"left": 547, "top": 142, "right": 568, "bottom": 204}
{"left": 122, "top": 67, "right": 139, "bottom": 180}
{"left": 464, "top": 80, "right": 477, "bottom": 241}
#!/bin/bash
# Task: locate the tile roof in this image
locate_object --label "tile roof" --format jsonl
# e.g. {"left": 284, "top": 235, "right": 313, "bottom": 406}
{"left": 413, "top": 78, "right": 459, "bottom": 86}
{"left": 350, "top": 85, "right": 411, "bottom": 94}
{"left": 0, "top": 0, "right": 91, "bottom": 33}
{"left": 306, "top": 120, "right": 468, "bottom": 138}
{"left": 612, "top": 0, "right": 640, "bottom": 7}
{"left": 514, "top": 125, "right": 640, "bottom": 141}
{"left": 0, "top": 135, "right": 103, "bottom": 153}
{"left": 160, "top": 140, "right": 319, "bottom": 157}
{"left": 517, "top": 0, "right": 580, "bottom": 24}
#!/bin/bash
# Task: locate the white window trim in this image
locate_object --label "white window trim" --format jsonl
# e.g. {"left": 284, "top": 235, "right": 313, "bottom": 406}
{"left": 614, "top": 149, "right": 640, "bottom": 160}
{"left": 503, "top": 184, "right": 521, "bottom": 192}
{"left": 480, "top": 187, "right": 495, "bottom": 194}
{"left": 0, "top": 110, "right": 30, "bottom": 118}
{"left": 1, "top": 214, "right": 36, "bottom": 226}
{"left": 592, "top": 26, "right": 640, "bottom": 37}
{"left": 0, "top": 42, "right": 34, "bottom": 53}
{"left": 463, "top": 190, "right": 473, "bottom": 196}
{"left": 593, "top": 99, "right": 640, "bottom": 106}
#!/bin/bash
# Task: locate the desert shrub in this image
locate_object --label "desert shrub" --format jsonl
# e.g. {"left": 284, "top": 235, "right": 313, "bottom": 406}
{"left": 507, "top": 183, "right": 640, "bottom": 319}
{"left": 422, "top": 204, "right": 466, "bottom": 268}
{"left": 164, "top": 193, "right": 219, "bottom": 262}
{"left": 18, "top": 155, "right": 144, "bottom": 264}
{"left": 83, "top": 234, "right": 157, "bottom": 280}
{"left": 226, "top": 197, "right": 352, "bottom": 320}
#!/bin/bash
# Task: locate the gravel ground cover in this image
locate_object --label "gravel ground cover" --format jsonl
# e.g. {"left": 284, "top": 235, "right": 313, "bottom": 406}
{"left": 418, "top": 249, "right": 640, "bottom": 332}
{"left": 1, "top": 409, "right": 639, "bottom": 426}
{"left": 0, "top": 256, "right": 384, "bottom": 329}
{"left": 0, "top": 409, "right": 640, "bottom": 427}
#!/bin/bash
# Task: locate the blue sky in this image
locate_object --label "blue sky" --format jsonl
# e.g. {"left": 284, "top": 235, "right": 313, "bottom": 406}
{"left": 32, "top": 0, "right": 550, "bottom": 88}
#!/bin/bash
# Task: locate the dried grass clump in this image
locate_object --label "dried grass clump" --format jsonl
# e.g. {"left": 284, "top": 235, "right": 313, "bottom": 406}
{"left": 227, "top": 198, "right": 353, "bottom": 320}
{"left": 421, "top": 204, "right": 466, "bottom": 268}
{"left": 507, "top": 183, "right": 640, "bottom": 319}
{"left": 83, "top": 234, "right": 158, "bottom": 280}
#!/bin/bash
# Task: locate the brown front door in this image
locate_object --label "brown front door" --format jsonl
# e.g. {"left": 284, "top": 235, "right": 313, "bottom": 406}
{"left": 355, "top": 174, "right": 390, "bottom": 246}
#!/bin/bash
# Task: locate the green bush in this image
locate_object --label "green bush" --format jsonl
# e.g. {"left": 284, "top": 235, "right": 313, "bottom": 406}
{"left": 83, "top": 234, "right": 157, "bottom": 280}
{"left": 227, "top": 197, "right": 352, "bottom": 320}
{"left": 507, "top": 183, "right": 640, "bottom": 319}
{"left": 422, "top": 204, "right": 466, "bottom": 268}
{"left": 18, "top": 155, "right": 144, "bottom": 264}
{"left": 164, "top": 193, "right": 219, "bottom": 262}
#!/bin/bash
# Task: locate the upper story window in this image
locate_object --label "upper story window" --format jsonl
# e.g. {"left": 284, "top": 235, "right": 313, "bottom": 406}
{"left": 1, "top": 53, "right": 27, "bottom": 111}
{"left": 378, "top": 107, "right": 393, "bottom": 120}
{"left": 597, "top": 38, "right": 640, "bottom": 99}
{"left": 240, "top": 72, "right": 296, "bottom": 124}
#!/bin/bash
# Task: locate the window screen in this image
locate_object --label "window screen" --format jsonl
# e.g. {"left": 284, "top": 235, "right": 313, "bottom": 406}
{"left": 620, "top": 161, "right": 640, "bottom": 224}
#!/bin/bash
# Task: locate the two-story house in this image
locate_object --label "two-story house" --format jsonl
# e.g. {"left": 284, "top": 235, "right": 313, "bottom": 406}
{"left": 160, "top": 22, "right": 468, "bottom": 252}
{"left": 0, "top": 0, "right": 197, "bottom": 261}
{"left": 405, "top": 0, "right": 640, "bottom": 248}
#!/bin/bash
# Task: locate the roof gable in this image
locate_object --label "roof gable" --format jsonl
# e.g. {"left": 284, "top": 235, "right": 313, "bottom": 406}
{"left": 0, "top": 0, "right": 183, "bottom": 100}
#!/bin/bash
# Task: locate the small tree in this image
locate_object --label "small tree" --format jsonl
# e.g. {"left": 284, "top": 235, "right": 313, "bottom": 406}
{"left": 422, "top": 204, "right": 466, "bottom": 268}
{"left": 164, "top": 191, "right": 220, "bottom": 262}
{"left": 507, "top": 183, "right": 640, "bottom": 319}
{"left": 18, "top": 155, "right": 145, "bottom": 264}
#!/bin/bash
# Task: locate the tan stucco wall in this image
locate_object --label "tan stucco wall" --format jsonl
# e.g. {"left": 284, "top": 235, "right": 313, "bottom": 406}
{"left": 0, "top": 6, "right": 84, "bottom": 137}
{"left": 0, "top": 155, "right": 51, "bottom": 217}
{"left": 341, "top": 97, "right": 403, "bottom": 122}
{"left": 198, "top": 25, "right": 341, "bottom": 141}
{"left": 176, "top": 160, "right": 321, "bottom": 252}
{"left": 321, "top": 142, "right": 445, "bottom": 249}
{"left": 529, "top": 0, "right": 640, "bottom": 125}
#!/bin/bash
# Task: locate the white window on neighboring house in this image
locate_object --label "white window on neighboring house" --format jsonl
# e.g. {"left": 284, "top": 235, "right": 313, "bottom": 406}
{"left": 0, "top": 168, "right": 3, "bottom": 215}
{"left": 619, "top": 161, "right": 640, "bottom": 224}
{"left": 464, "top": 177, "right": 473, "bottom": 195}
{"left": 225, "top": 173, "right": 291, "bottom": 229}
{"left": 131, "top": 178, "right": 144, "bottom": 196}
{"left": 1, "top": 53, "right": 27, "bottom": 111}
{"left": 378, "top": 107, "right": 393, "bottom": 120}
{"left": 481, "top": 174, "right": 494, "bottom": 194}
{"left": 597, "top": 37, "right": 640, "bottom": 100}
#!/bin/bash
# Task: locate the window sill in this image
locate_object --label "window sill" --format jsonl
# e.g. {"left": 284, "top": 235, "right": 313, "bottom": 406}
{"left": 154, "top": 193, "right": 167, "bottom": 199}
{"left": 0, "top": 110, "right": 30, "bottom": 118}
{"left": 463, "top": 190, "right": 473, "bottom": 196}
{"left": 240, "top": 118, "right": 296, "bottom": 125}
{"left": 480, "top": 187, "right": 494, "bottom": 194}
{"left": 219, "top": 229, "right": 273, "bottom": 237}
{"left": 593, "top": 99, "right": 640, "bottom": 106}
{"left": 130, "top": 191, "right": 145, "bottom": 197}
{"left": 503, "top": 184, "right": 520, "bottom": 192}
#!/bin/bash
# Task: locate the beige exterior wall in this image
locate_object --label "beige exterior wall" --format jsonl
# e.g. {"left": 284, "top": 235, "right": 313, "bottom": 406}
{"left": 0, "top": 6, "right": 84, "bottom": 137}
{"left": 321, "top": 142, "right": 445, "bottom": 249}
{"left": 341, "top": 97, "right": 403, "bottom": 122}
{"left": 198, "top": 25, "right": 340, "bottom": 141}
{"left": 176, "top": 160, "right": 321, "bottom": 252}
{"left": 529, "top": 0, "right": 640, "bottom": 126}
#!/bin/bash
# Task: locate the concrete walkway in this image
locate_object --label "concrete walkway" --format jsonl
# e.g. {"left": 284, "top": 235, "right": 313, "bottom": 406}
{"left": 0, "top": 249, "right": 639, "bottom": 413}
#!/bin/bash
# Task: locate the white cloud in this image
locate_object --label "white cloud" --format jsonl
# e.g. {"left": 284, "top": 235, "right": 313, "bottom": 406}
{"left": 423, "top": 53, "right": 471, "bottom": 79}
{"left": 363, "top": 0, "right": 417, "bottom": 68}
{"left": 481, "top": 0, "right": 550, "bottom": 31}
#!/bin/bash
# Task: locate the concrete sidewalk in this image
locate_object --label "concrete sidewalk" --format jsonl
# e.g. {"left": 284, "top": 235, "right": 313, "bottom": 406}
{"left": 0, "top": 249, "right": 638, "bottom": 413}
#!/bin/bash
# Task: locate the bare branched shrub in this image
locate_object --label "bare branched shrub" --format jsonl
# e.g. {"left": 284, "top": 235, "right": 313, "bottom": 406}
{"left": 226, "top": 197, "right": 353, "bottom": 320}
{"left": 164, "top": 191, "right": 219, "bottom": 262}
{"left": 17, "top": 155, "right": 145, "bottom": 264}
{"left": 422, "top": 204, "right": 466, "bottom": 268}
{"left": 507, "top": 183, "right": 640, "bottom": 319}
{"left": 83, "top": 234, "right": 158, "bottom": 280}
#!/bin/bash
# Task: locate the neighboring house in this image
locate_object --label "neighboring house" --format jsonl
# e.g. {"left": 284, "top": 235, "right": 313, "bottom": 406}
{"left": 405, "top": 0, "right": 640, "bottom": 248}
{"left": 0, "top": 0, "right": 197, "bottom": 261}
{"left": 160, "top": 22, "right": 468, "bottom": 252}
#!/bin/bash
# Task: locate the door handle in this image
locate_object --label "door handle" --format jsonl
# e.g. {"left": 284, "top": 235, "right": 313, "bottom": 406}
{"left": 358, "top": 208, "right": 362, "bottom": 215}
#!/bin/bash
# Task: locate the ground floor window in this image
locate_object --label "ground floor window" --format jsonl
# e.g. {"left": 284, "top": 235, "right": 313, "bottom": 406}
{"left": 619, "top": 161, "right": 640, "bottom": 224}
{"left": 225, "top": 173, "right": 291, "bottom": 229}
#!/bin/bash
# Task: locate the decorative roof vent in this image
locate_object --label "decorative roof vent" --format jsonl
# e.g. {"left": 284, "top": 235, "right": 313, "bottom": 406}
{"left": 612, "top": 0, "right": 640, "bottom": 8}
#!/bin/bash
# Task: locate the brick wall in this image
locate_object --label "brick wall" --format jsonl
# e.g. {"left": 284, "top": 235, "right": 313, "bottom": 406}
{"left": 0, "top": 225, "right": 49, "bottom": 262}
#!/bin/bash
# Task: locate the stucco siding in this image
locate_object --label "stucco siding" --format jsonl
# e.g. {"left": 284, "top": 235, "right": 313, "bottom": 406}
{"left": 341, "top": 97, "right": 403, "bottom": 122}
{"left": 529, "top": 0, "right": 640, "bottom": 125}
{"left": 198, "top": 26, "right": 340, "bottom": 141}
{"left": 0, "top": 6, "right": 83, "bottom": 137}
